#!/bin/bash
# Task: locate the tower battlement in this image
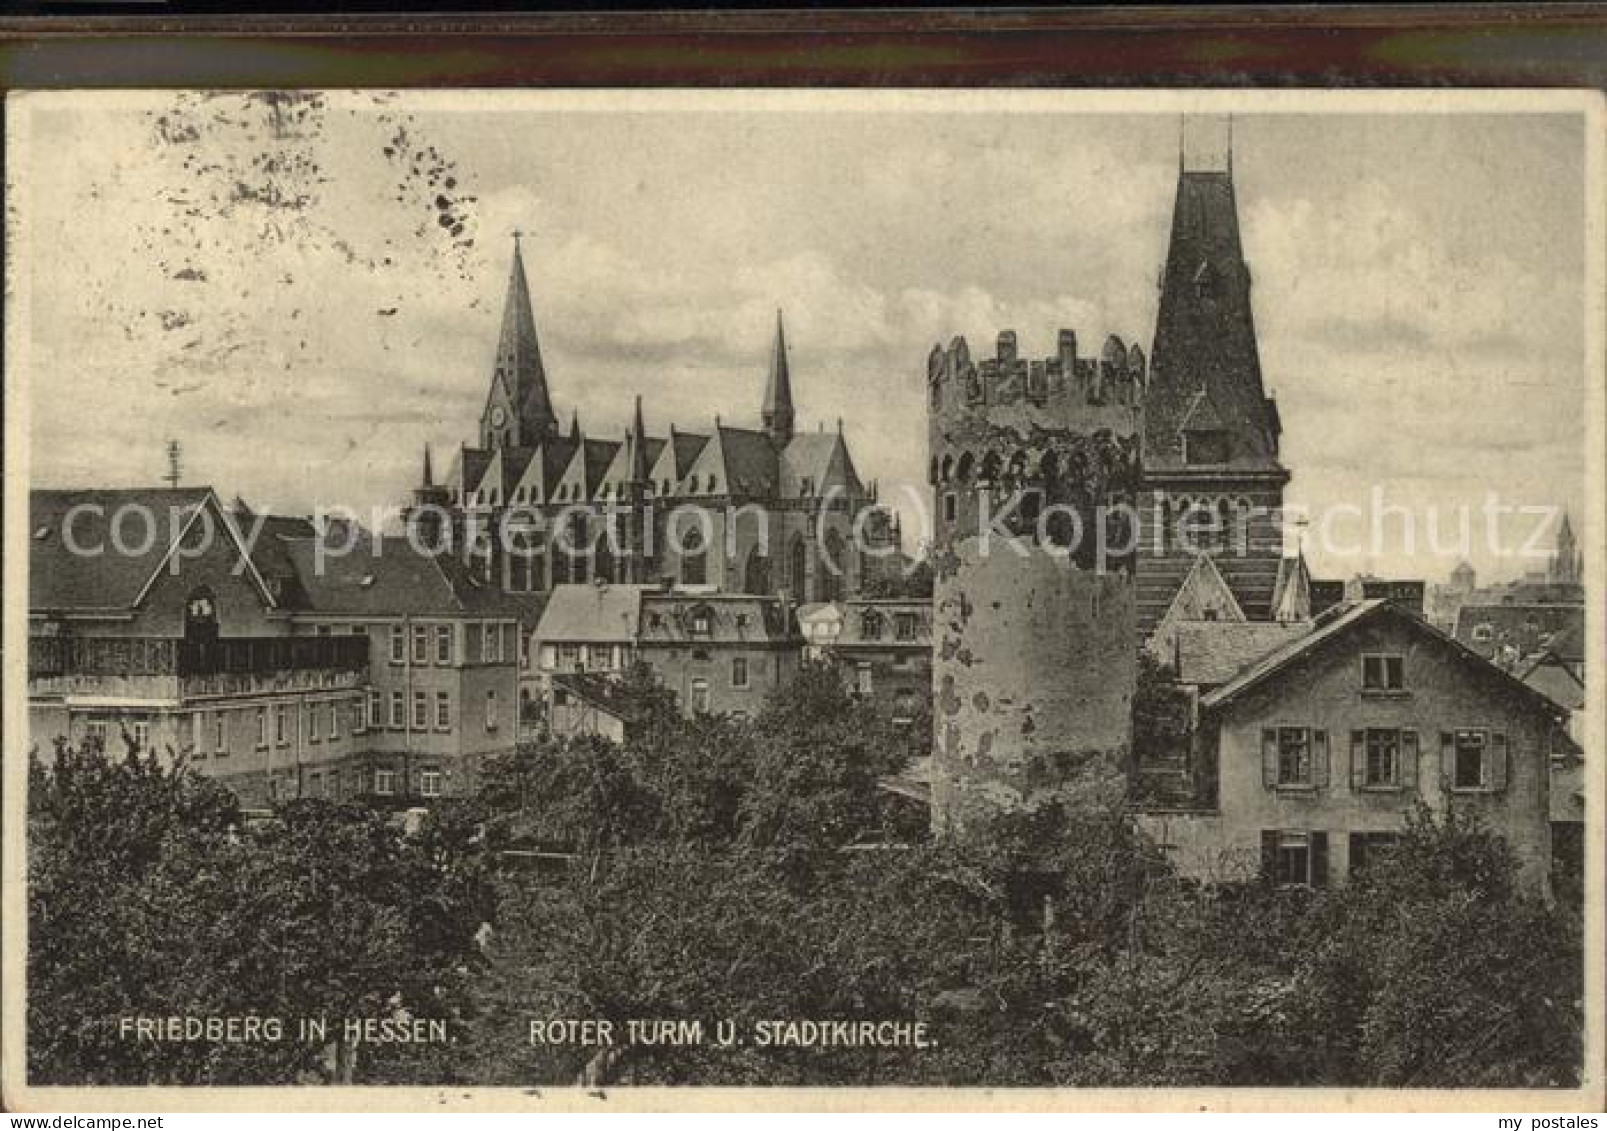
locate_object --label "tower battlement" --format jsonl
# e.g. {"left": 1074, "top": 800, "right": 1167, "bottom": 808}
{"left": 927, "top": 329, "right": 1146, "bottom": 421}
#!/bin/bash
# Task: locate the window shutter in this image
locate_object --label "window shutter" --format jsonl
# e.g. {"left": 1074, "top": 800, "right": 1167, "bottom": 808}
{"left": 1401, "top": 730, "right": 1419, "bottom": 789}
{"left": 1490, "top": 731, "right": 1509, "bottom": 791}
{"left": 1261, "top": 729, "right": 1278, "bottom": 788}
{"left": 1313, "top": 729, "right": 1330, "bottom": 788}
{"left": 1261, "top": 830, "right": 1278, "bottom": 882}
{"left": 1350, "top": 729, "right": 1366, "bottom": 790}
{"left": 1439, "top": 731, "right": 1455, "bottom": 789}
{"left": 1311, "top": 831, "right": 1329, "bottom": 888}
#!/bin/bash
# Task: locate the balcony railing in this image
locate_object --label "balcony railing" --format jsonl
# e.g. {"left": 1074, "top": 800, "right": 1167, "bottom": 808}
{"left": 29, "top": 635, "right": 369, "bottom": 680}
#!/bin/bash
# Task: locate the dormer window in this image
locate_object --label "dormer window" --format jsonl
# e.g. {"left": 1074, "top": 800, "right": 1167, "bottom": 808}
{"left": 1184, "top": 429, "right": 1228, "bottom": 465}
{"left": 690, "top": 606, "right": 712, "bottom": 636}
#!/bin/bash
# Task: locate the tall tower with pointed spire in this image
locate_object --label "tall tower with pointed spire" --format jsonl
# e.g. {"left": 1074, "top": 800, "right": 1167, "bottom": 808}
{"left": 761, "top": 310, "right": 796, "bottom": 445}
{"left": 1138, "top": 120, "right": 1289, "bottom": 633}
{"left": 481, "top": 234, "right": 559, "bottom": 449}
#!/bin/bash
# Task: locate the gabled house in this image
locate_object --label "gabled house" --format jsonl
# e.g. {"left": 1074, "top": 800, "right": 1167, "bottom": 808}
{"left": 1138, "top": 600, "right": 1573, "bottom": 895}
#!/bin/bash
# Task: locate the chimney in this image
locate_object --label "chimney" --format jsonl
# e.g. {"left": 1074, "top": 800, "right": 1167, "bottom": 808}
{"left": 1057, "top": 329, "right": 1077, "bottom": 370}
{"left": 996, "top": 330, "right": 1017, "bottom": 363}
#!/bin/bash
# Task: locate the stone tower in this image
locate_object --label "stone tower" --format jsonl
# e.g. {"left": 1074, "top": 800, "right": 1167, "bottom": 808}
{"left": 927, "top": 328, "right": 1145, "bottom": 835}
{"left": 1138, "top": 135, "right": 1288, "bottom": 633}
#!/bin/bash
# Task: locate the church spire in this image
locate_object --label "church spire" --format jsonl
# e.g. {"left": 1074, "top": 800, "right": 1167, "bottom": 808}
{"left": 569, "top": 410, "right": 581, "bottom": 441}
{"left": 421, "top": 442, "right": 434, "bottom": 488}
{"left": 762, "top": 308, "right": 796, "bottom": 445}
{"left": 627, "top": 395, "right": 650, "bottom": 482}
{"left": 483, "top": 234, "right": 557, "bottom": 447}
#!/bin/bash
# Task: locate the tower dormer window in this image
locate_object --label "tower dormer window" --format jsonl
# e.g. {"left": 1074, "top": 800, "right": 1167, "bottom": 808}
{"left": 1184, "top": 429, "right": 1228, "bottom": 465}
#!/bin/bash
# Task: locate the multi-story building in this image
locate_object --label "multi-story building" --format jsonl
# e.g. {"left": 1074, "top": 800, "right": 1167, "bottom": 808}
{"left": 530, "top": 582, "right": 800, "bottom": 722}
{"left": 1138, "top": 600, "right": 1572, "bottom": 894}
{"left": 27, "top": 488, "right": 521, "bottom": 805}
{"left": 797, "top": 598, "right": 932, "bottom": 726}
{"left": 404, "top": 238, "right": 896, "bottom": 603}
{"left": 27, "top": 488, "right": 367, "bottom": 808}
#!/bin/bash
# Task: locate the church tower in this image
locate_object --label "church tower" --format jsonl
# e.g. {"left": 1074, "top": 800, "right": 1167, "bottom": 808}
{"left": 761, "top": 309, "right": 796, "bottom": 446}
{"left": 1138, "top": 122, "right": 1289, "bottom": 633}
{"left": 480, "top": 235, "right": 559, "bottom": 450}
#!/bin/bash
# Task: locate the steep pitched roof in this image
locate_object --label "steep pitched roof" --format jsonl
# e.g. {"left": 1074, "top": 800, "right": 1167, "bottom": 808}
{"left": 780, "top": 431, "right": 863, "bottom": 497}
{"left": 1173, "top": 620, "right": 1313, "bottom": 688}
{"left": 534, "top": 582, "right": 649, "bottom": 644}
{"left": 490, "top": 237, "right": 556, "bottom": 438}
{"left": 284, "top": 536, "right": 529, "bottom": 618}
{"left": 1519, "top": 653, "right": 1586, "bottom": 712}
{"left": 1269, "top": 552, "right": 1314, "bottom": 623}
{"left": 30, "top": 487, "right": 275, "bottom": 614}
{"left": 686, "top": 425, "right": 778, "bottom": 497}
{"left": 1202, "top": 599, "right": 1566, "bottom": 719}
{"left": 1145, "top": 167, "right": 1284, "bottom": 475}
{"left": 761, "top": 309, "right": 796, "bottom": 440}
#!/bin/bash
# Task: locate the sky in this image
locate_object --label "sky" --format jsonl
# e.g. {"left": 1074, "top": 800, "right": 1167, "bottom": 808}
{"left": 10, "top": 92, "right": 1593, "bottom": 584}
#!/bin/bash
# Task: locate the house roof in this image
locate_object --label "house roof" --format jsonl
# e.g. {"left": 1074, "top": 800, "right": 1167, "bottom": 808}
{"left": 535, "top": 583, "right": 650, "bottom": 644}
{"left": 1519, "top": 653, "right": 1586, "bottom": 712}
{"left": 833, "top": 599, "right": 932, "bottom": 647}
{"left": 1174, "top": 620, "right": 1313, "bottom": 687}
{"left": 30, "top": 487, "right": 273, "bottom": 614}
{"left": 1453, "top": 602, "right": 1584, "bottom": 661}
{"left": 284, "top": 535, "right": 529, "bottom": 618}
{"left": 1202, "top": 599, "right": 1567, "bottom": 720}
{"left": 637, "top": 592, "right": 796, "bottom": 645}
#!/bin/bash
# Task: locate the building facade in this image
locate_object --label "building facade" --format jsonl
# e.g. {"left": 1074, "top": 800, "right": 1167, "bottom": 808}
{"left": 797, "top": 599, "right": 933, "bottom": 726}
{"left": 1139, "top": 601, "right": 1569, "bottom": 894}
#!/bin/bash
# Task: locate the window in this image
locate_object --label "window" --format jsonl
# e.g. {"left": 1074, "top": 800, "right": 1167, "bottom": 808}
{"left": 1472, "top": 623, "right": 1494, "bottom": 643}
{"left": 485, "top": 689, "right": 499, "bottom": 731}
{"left": 482, "top": 623, "right": 497, "bottom": 663}
{"left": 1348, "top": 832, "right": 1399, "bottom": 879}
{"left": 690, "top": 607, "right": 712, "bottom": 636}
{"left": 856, "top": 663, "right": 873, "bottom": 696}
{"left": 214, "top": 712, "right": 226, "bottom": 755}
{"left": 559, "top": 644, "right": 580, "bottom": 670}
{"left": 1264, "top": 830, "right": 1328, "bottom": 888}
{"left": 307, "top": 702, "right": 321, "bottom": 743}
{"left": 436, "top": 690, "right": 451, "bottom": 730}
{"left": 85, "top": 719, "right": 108, "bottom": 750}
{"left": 421, "top": 771, "right": 442, "bottom": 798}
{"left": 860, "top": 611, "right": 883, "bottom": 639}
{"left": 130, "top": 720, "right": 150, "bottom": 752}
{"left": 893, "top": 689, "right": 917, "bottom": 724}
{"left": 895, "top": 613, "right": 918, "bottom": 641}
{"left": 390, "top": 625, "right": 405, "bottom": 663}
{"left": 255, "top": 708, "right": 267, "bottom": 748}
{"left": 308, "top": 771, "right": 322, "bottom": 799}
{"left": 731, "top": 657, "right": 749, "bottom": 689}
{"left": 689, "top": 678, "right": 710, "bottom": 714}
{"left": 390, "top": 691, "right": 405, "bottom": 729}
{"left": 1350, "top": 728, "right": 1418, "bottom": 790}
{"left": 436, "top": 624, "right": 453, "bottom": 665}
{"left": 1261, "top": 727, "right": 1330, "bottom": 789}
{"left": 1361, "top": 654, "right": 1405, "bottom": 692}
{"left": 540, "top": 644, "right": 558, "bottom": 670}
{"left": 374, "top": 770, "right": 396, "bottom": 796}
{"left": 520, "top": 632, "right": 531, "bottom": 670}
{"left": 365, "top": 689, "right": 380, "bottom": 732}
{"left": 275, "top": 705, "right": 288, "bottom": 746}
{"left": 329, "top": 701, "right": 340, "bottom": 741}
{"left": 943, "top": 493, "right": 957, "bottom": 523}
{"left": 316, "top": 624, "right": 332, "bottom": 637}
{"left": 589, "top": 645, "right": 612, "bottom": 672}
{"left": 413, "top": 690, "right": 429, "bottom": 730}
{"left": 1443, "top": 729, "right": 1508, "bottom": 792}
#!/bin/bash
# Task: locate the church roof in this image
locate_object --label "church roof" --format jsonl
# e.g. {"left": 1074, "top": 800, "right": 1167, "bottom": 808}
{"left": 781, "top": 430, "right": 863, "bottom": 497}
{"left": 1145, "top": 166, "right": 1284, "bottom": 476}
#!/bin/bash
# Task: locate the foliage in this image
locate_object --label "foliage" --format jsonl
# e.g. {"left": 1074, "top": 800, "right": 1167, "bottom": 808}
{"left": 27, "top": 738, "right": 492, "bottom": 1085}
